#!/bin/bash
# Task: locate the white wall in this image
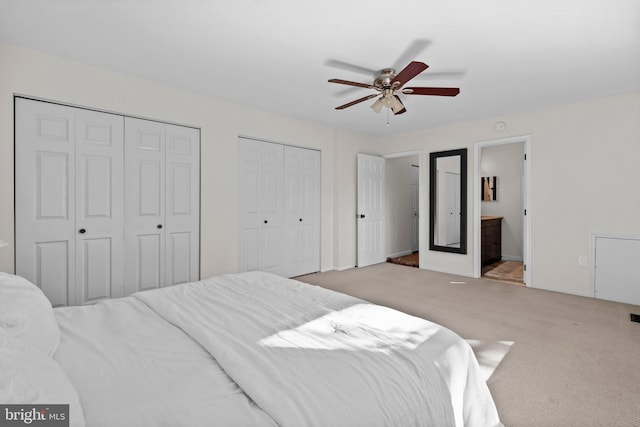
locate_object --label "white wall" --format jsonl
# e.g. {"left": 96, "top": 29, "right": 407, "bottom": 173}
{"left": 331, "top": 129, "right": 375, "bottom": 270}
{"left": 360, "top": 91, "right": 640, "bottom": 296}
{"left": 0, "top": 42, "right": 342, "bottom": 278}
{"left": 481, "top": 143, "right": 524, "bottom": 261}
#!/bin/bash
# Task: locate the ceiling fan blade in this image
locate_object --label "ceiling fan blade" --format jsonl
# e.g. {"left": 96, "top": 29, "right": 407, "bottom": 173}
{"left": 391, "top": 95, "right": 407, "bottom": 115}
{"left": 335, "top": 94, "right": 379, "bottom": 110}
{"left": 402, "top": 87, "right": 460, "bottom": 96}
{"left": 325, "top": 59, "right": 377, "bottom": 76}
{"left": 412, "top": 70, "right": 466, "bottom": 80}
{"left": 391, "top": 61, "right": 429, "bottom": 88}
{"left": 392, "top": 39, "right": 431, "bottom": 71}
{"left": 328, "top": 78, "right": 374, "bottom": 89}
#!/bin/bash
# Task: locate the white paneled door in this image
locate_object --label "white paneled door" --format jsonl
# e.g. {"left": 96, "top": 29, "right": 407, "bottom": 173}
{"left": 124, "top": 118, "right": 200, "bottom": 296}
{"left": 357, "top": 153, "right": 386, "bottom": 267}
{"left": 283, "top": 145, "right": 320, "bottom": 278}
{"left": 238, "top": 138, "right": 320, "bottom": 278}
{"left": 124, "top": 118, "right": 166, "bottom": 293}
{"left": 16, "top": 98, "right": 200, "bottom": 306}
{"left": 165, "top": 124, "right": 201, "bottom": 287}
{"left": 16, "top": 98, "right": 124, "bottom": 306}
{"left": 237, "top": 138, "right": 284, "bottom": 276}
{"left": 75, "top": 108, "right": 125, "bottom": 303}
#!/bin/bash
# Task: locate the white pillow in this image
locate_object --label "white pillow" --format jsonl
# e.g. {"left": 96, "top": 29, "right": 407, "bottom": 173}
{"left": 0, "top": 328, "right": 86, "bottom": 427}
{"left": 0, "top": 272, "right": 60, "bottom": 355}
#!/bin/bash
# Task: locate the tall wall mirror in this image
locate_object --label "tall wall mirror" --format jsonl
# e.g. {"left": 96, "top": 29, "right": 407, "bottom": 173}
{"left": 429, "top": 148, "right": 467, "bottom": 254}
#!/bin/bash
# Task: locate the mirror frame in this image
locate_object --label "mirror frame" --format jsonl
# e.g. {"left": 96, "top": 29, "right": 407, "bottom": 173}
{"left": 429, "top": 148, "right": 468, "bottom": 254}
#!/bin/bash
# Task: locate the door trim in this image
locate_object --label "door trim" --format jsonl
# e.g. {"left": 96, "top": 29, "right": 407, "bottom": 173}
{"left": 473, "top": 135, "right": 531, "bottom": 285}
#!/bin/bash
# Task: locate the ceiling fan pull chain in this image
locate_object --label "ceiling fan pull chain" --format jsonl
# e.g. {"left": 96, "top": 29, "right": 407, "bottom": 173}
{"left": 386, "top": 107, "right": 390, "bottom": 126}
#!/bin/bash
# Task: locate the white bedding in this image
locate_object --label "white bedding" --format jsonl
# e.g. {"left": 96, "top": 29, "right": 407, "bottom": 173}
{"left": 54, "top": 297, "right": 277, "bottom": 427}
{"left": 53, "top": 271, "right": 501, "bottom": 427}
{"left": 134, "top": 272, "right": 501, "bottom": 427}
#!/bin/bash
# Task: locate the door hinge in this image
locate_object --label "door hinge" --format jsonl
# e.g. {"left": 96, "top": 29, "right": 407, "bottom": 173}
{"left": 523, "top": 264, "right": 527, "bottom": 271}
{"left": 524, "top": 209, "right": 527, "bottom": 215}
{"left": 524, "top": 154, "right": 527, "bottom": 160}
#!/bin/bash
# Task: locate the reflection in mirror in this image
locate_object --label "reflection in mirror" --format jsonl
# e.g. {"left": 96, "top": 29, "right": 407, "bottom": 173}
{"left": 429, "top": 148, "right": 467, "bottom": 254}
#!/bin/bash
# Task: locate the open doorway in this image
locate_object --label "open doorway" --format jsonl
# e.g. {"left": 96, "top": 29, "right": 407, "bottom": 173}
{"left": 384, "top": 152, "right": 421, "bottom": 268}
{"left": 474, "top": 135, "right": 531, "bottom": 285}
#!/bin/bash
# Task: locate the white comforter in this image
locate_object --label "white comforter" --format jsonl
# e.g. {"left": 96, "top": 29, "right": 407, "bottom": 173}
{"left": 54, "top": 297, "right": 277, "bottom": 427}
{"left": 134, "top": 272, "right": 501, "bottom": 427}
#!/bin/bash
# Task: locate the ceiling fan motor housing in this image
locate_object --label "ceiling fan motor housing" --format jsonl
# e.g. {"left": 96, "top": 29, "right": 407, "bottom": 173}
{"left": 373, "top": 68, "right": 396, "bottom": 90}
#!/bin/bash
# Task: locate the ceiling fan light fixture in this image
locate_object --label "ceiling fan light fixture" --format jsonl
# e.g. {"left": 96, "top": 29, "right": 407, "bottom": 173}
{"left": 371, "top": 98, "right": 384, "bottom": 113}
{"left": 391, "top": 97, "right": 405, "bottom": 114}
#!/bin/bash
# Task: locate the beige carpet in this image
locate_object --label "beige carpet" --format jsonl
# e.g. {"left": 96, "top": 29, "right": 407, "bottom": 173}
{"left": 298, "top": 263, "right": 640, "bottom": 427}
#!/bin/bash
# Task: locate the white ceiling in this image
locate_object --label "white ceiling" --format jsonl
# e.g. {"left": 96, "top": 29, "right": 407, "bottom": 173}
{"left": 1, "top": 0, "right": 639, "bottom": 135}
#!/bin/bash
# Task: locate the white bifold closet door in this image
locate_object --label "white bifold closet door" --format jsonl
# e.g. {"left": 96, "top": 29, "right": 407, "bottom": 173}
{"left": 124, "top": 118, "right": 200, "bottom": 296}
{"left": 283, "top": 145, "right": 321, "bottom": 278}
{"left": 237, "top": 138, "right": 284, "bottom": 275}
{"left": 238, "top": 138, "right": 320, "bottom": 278}
{"left": 15, "top": 98, "right": 200, "bottom": 306}
{"left": 15, "top": 99, "right": 125, "bottom": 306}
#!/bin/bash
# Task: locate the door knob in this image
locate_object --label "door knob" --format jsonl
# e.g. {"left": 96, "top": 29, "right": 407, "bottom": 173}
{"left": 157, "top": 224, "right": 163, "bottom": 229}
{"left": 264, "top": 220, "right": 268, "bottom": 224}
{"left": 78, "top": 228, "right": 86, "bottom": 234}
{"left": 299, "top": 218, "right": 303, "bottom": 222}
{"left": 359, "top": 214, "right": 365, "bottom": 219}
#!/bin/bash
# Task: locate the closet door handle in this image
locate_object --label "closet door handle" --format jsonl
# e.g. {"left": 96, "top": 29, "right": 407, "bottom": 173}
{"left": 299, "top": 218, "right": 303, "bottom": 222}
{"left": 78, "top": 228, "right": 86, "bottom": 234}
{"left": 264, "top": 220, "right": 268, "bottom": 224}
{"left": 157, "top": 224, "right": 163, "bottom": 229}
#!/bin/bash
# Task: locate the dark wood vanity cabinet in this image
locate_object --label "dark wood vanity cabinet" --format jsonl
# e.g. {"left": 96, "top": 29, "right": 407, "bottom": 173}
{"left": 481, "top": 216, "right": 503, "bottom": 266}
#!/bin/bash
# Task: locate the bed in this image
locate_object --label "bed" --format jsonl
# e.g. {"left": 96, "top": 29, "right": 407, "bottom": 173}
{"left": 0, "top": 271, "right": 502, "bottom": 427}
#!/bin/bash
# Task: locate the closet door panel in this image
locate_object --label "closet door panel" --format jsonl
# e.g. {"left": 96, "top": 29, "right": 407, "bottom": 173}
{"left": 283, "top": 146, "right": 320, "bottom": 277}
{"left": 238, "top": 139, "right": 261, "bottom": 274}
{"left": 238, "top": 140, "right": 319, "bottom": 278}
{"left": 165, "top": 124, "right": 200, "bottom": 285}
{"left": 167, "top": 232, "right": 191, "bottom": 285}
{"left": 75, "top": 109, "right": 124, "bottom": 303}
{"left": 15, "top": 99, "right": 76, "bottom": 306}
{"left": 259, "top": 142, "right": 284, "bottom": 275}
{"left": 238, "top": 138, "right": 284, "bottom": 275}
{"left": 80, "top": 238, "right": 111, "bottom": 301}
{"left": 35, "top": 241, "right": 70, "bottom": 307}
{"left": 137, "top": 234, "right": 162, "bottom": 290}
{"left": 124, "top": 117, "right": 165, "bottom": 295}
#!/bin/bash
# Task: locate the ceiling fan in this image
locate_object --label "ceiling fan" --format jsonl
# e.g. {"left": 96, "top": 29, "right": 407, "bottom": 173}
{"left": 328, "top": 61, "right": 460, "bottom": 115}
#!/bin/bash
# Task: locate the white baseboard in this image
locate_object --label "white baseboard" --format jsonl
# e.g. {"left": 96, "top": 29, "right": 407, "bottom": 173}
{"left": 501, "top": 255, "right": 524, "bottom": 262}
{"left": 529, "top": 283, "right": 592, "bottom": 298}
